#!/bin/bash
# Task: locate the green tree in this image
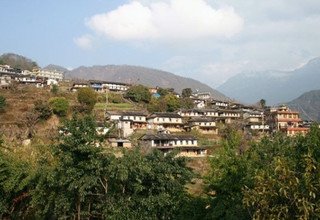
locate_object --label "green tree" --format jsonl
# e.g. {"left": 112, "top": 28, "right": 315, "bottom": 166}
{"left": 157, "top": 87, "right": 170, "bottom": 96}
{"left": 243, "top": 126, "right": 320, "bottom": 219}
{"left": 77, "top": 87, "right": 97, "bottom": 113}
{"left": 259, "top": 98, "right": 266, "bottom": 109}
{"left": 205, "top": 129, "right": 251, "bottom": 220}
{"left": 50, "top": 84, "right": 59, "bottom": 95}
{"left": 0, "top": 143, "right": 36, "bottom": 218}
{"left": 31, "top": 115, "right": 111, "bottom": 219}
{"left": 125, "top": 85, "right": 151, "bottom": 103}
{"left": 182, "top": 88, "right": 192, "bottom": 98}
{"left": 164, "top": 94, "right": 181, "bottom": 112}
{"left": 34, "top": 100, "right": 52, "bottom": 120}
{"left": 180, "top": 97, "right": 194, "bottom": 109}
{"left": 0, "top": 95, "right": 6, "bottom": 112}
{"left": 102, "top": 149, "right": 194, "bottom": 219}
{"left": 49, "top": 97, "right": 69, "bottom": 117}
{"left": 147, "top": 97, "right": 167, "bottom": 112}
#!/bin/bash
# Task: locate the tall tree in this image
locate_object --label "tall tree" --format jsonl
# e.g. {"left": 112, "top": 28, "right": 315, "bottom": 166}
{"left": 31, "top": 115, "right": 111, "bottom": 219}
{"left": 259, "top": 98, "right": 266, "bottom": 109}
{"left": 77, "top": 87, "right": 97, "bottom": 113}
{"left": 125, "top": 85, "right": 151, "bottom": 103}
{"left": 182, "top": 88, "right": 193, "bottom": 98}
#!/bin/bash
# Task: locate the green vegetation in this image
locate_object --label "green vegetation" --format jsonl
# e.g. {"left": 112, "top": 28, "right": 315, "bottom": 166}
{"left": 34, "top": 100, "right": 52, "bottom": 120}
{"left": 49, "top": 97, "right": 69, "bottom": 117}
{"left": 182, "top": 88, "right": 193, "bottom": 98}
{"left": 50, "top": 84, "right": 59, "bottom": 95}
{"left": 77, "top": 87, "right": 98, "bottom": 113}
{"left": 0, "top": 95, "right": 6, "bottom": 112}
{"left": 147, "top": 94, "right": 181, "bottom": 112}
{"left": 0, "top": 116, "right": 194, "bottom": 219}
{"left": 125, "top": 84, "right": 151, "bottom": 103}
{"left": 1, "top": 112, "right": 320, "bottom": 219}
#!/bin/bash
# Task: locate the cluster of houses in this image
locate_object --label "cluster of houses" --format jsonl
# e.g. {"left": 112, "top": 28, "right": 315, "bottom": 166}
{"left": 104, "top": 96, "right": 310, "bottom": 157}
{"left": 1, "top": 65, "right": 311, "bottom": 157}
{"left": 0, "top": 64, "right": 63, "bottom": 88}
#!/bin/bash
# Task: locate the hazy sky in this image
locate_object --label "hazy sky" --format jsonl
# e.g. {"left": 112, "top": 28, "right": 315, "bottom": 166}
{"left": 1, "top": 0, "right": 320, "bottom": 87}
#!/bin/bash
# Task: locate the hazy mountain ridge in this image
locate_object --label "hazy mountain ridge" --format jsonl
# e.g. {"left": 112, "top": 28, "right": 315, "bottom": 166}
{"left": 218, "top": 57, "right": 320, "bottom": 105}
{"left": 287, "top": 90, "right": 320, "bottom": 122}
{"left": 43, "top": 64, "right": 69, "bottom": 73}
{"left": 66, "top": 65, "right": 230, "bottom": 101}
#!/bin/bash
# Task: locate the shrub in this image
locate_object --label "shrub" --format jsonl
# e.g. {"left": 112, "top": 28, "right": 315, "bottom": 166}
{"left": 34, "top": 100, "right": 52, "bottom": 120}
{"left": 77, "top": 87, "right": 97, "bottom": 113}
{"left": 51, "top": 84, "right": 59, "bottom": 95}
{"left": 49, "top": 97, "right": 69, "bottom": 117}
{"left": 0, "top": 95, "right": 6, "bottom": 112}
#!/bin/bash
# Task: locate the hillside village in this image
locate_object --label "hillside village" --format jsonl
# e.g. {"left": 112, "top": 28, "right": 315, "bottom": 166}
{"left": 0, "top": 64, "right": 312, "bottom": 157}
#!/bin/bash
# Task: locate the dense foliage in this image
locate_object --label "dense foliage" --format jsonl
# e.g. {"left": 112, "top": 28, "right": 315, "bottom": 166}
{"left": 77, "top": 87, "right": 98, "bottom": 113}
{"left": 34, "top": 100, "right": 53, "bottom": 120}
{"left": 49, "top": 97, "right": 69, "bottom": 117}
{"left": 125, "top": 85, "right": 151, "bottom": 103}
{"left": 182, "top": 88, "right": 193, "bottom": 98}
{"left": 205, "top": 125, "right": 320, "bottom": 219}
{"left": 0, "top": 95, "right": 6, "bottom": 112}
{"left": 0, "top": 116, "right": 194, "bottom": 219}
{"left": 1, "top": 117, "right": 320, "bottom": 219}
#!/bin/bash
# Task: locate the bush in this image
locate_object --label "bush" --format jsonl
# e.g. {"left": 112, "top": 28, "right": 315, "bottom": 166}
{"left": 108, "top": 93, "right": 124, "bottom": 103}
{"left": 49, "top": 97, "right": 69, "bottom": 117}
{"left": 34, "top": 100, "right": 52, "bottom": 120}
{"left": 51, "top": 84, "right": 59, "bottom": 95}
{"left": 125, "top": 85, "right": 151, "bottom": 103}
{"left": 0, "top": 95, "right": 6, "bottom": 112}
{"left": 77, "top": 87, "right": 97, "bottom": 113}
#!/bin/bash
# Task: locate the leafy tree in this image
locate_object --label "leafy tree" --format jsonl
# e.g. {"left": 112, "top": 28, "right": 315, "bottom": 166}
{"left": 180, "top": 97, "right": 194, "bottom": 109}
{"left": 259, "top": 98, "right": 266, "bottom": 109}
{"left": 49, "top": 97, "right": 69, "bottom": 117}
{"left": 157, "top": 87, "right": 170, "bottom": 96}
{"left": 243, "top": 126, "right": 320, "bottom": 219}
{"left": 147, "top": 97, "right": 167, "bottom": 112}
{"left": 125, "top": 85, "right": 151, "bottom": 103}
{"left": 50, "top": 84, "right": 59, "bottom": 95}
{"left": 164, "top": 94, "right": 181, "bottom": 112}
{"left": 102, "top": 149, "right": 194, "bottom": 219}
{"left": 182, "top": 88, "right": 192, "bottom": 98}
{"left": 0, "top": 95, "right": 6, "bottom": 112}
{"left": 205, "top": 129, "right": 251, "bottom": 220}
{"left": 77, "top": 87, "right": 97, "bottom": 113}
{"left": 30, "top": 116, "right": 195, "bottom": 219}
{"left": 31, "top": 115, "right": 111, "bottom": 219}
{"left": 0, "top": 143, "right": 37, "bottom": 218}
{"left": 34, "top": 100, "right": 52, "bottom": 120}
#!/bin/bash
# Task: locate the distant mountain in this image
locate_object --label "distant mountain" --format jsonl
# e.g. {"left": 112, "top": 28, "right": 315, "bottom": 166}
{"left": 0, "top": 53, "right": 39, "bottom": 71}
{"left": 66, "top": 65, "right": 230, "bottom": 101}
{"left": 43, "top": 64, "right": 69, "bottom": 73}
{"left": 218, "top": 57, "right": 320, "bottom": 105}
{"left": 287, "top": 90, "right": 320, "bottom": 121}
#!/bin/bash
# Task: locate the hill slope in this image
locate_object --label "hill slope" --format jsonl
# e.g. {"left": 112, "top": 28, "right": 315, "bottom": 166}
{"left": 66, "top": 65, "right": 229, "bottom": 101}
{"left": 287, "top": 90, "right": 320, "bottom": 121}
{"left": 0, "top": 53, "right": 39, "bottom": 71}
{"left": 43, "top": 64, "right": 69, "bottom": 73}
{"left": 218, "top": 57, "right": 320, "bottom": 105}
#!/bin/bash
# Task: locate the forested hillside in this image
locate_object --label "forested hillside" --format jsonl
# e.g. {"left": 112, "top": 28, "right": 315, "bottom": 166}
{"left": 0, "top": 53, "right": 38, "bottom": 71}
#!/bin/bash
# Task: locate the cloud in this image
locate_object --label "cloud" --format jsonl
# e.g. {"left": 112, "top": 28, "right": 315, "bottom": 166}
{"left": 86, "top": 0, "right": 243, "bottom": 41}
{"left": 74, "top": 35, "right": 93, "bottom": 50}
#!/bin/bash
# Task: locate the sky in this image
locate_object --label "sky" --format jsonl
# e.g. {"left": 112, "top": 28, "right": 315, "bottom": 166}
{"left": 1, "top": 0, "right": 320, "bottom": 88}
